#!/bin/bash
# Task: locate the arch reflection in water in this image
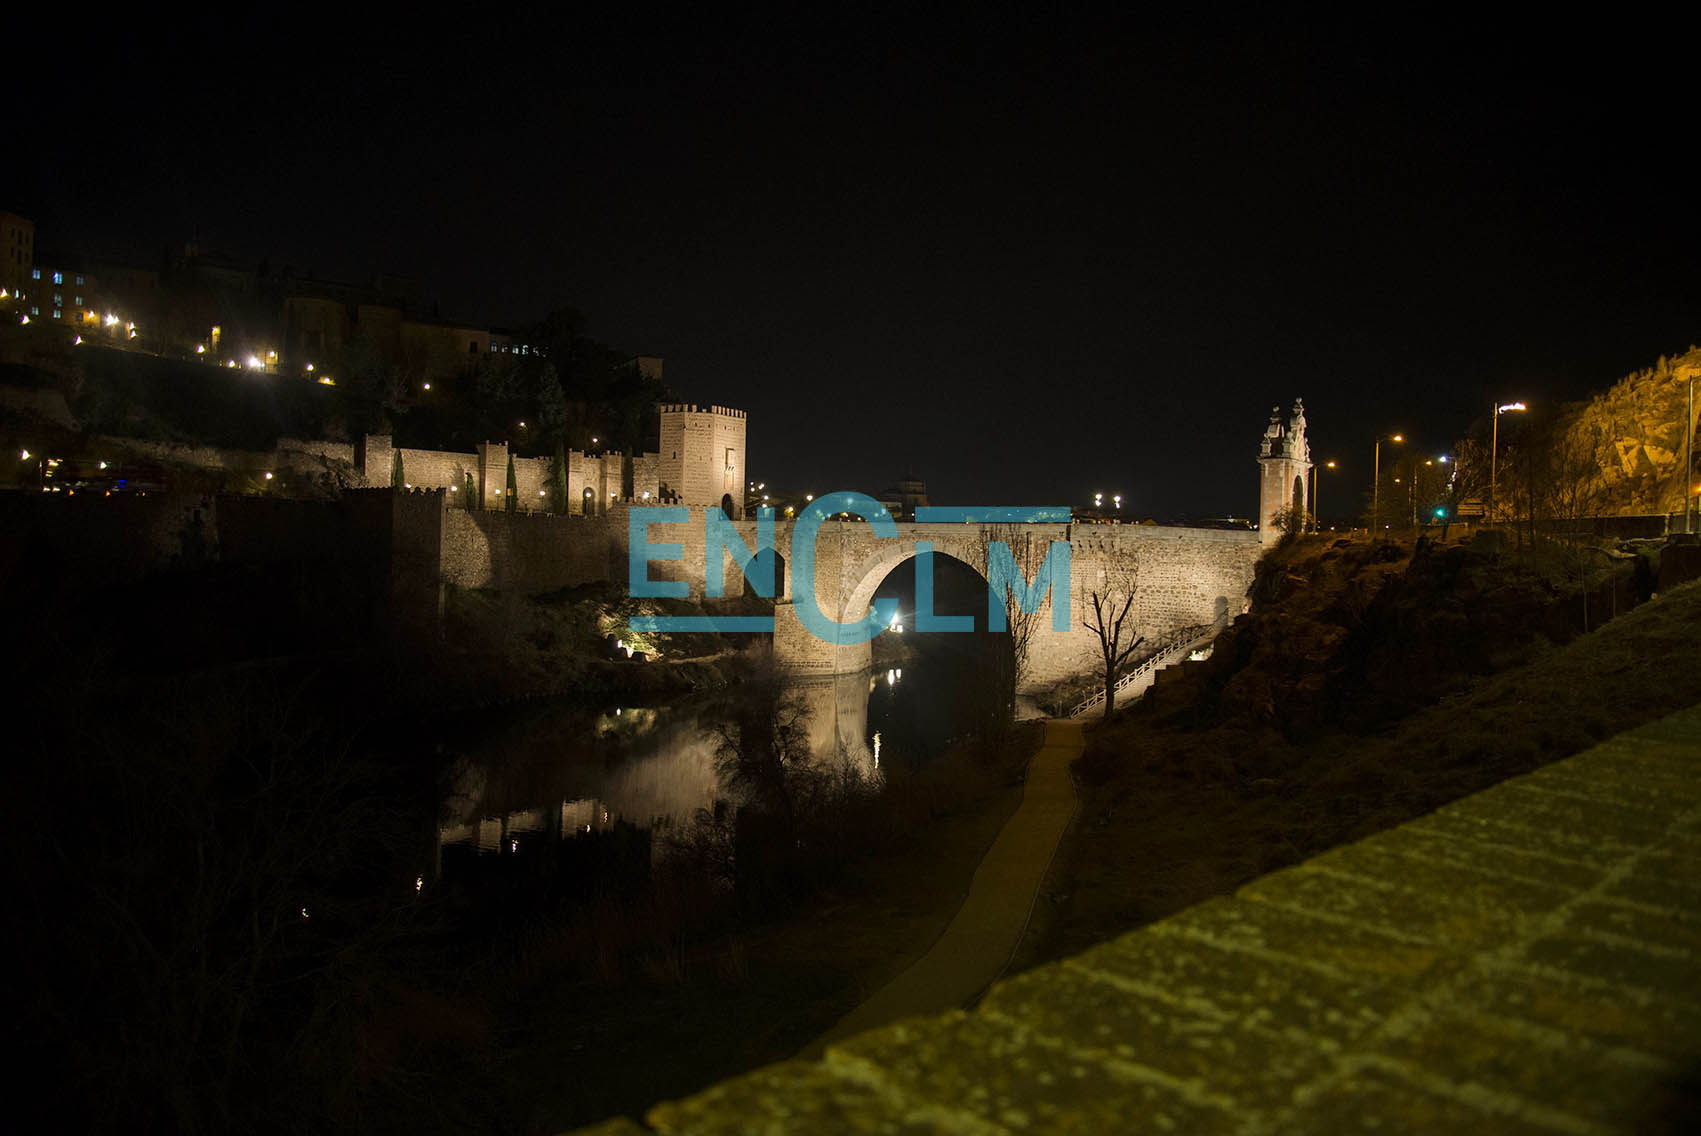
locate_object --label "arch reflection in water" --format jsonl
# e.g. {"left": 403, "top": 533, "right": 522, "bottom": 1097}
{"left": 436, "top": 673, "right": 886, "bottom": 869}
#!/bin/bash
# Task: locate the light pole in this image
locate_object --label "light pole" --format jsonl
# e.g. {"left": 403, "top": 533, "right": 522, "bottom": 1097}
{"left": 1310, "top": 460, "right": 1336, "bottom": 531}
{"left": 1489, "top": 401, "right": 1527, "bottom": 523}
{"left": 1686, "top": 377, "right": 1695, "bottom": 534}
{"left": 1373, "top": 434, "right": 1403, "bottom": 532}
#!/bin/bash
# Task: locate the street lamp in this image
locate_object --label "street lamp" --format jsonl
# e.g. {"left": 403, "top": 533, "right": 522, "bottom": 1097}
{"left": 1373, "top": 435, "right": 1403, "bottom": 531}
{"left": 1311, "top": 460, "right": 1336, "bottom": 531}
{"left": 1490, "top": 401, "right": 1528, "bottom": 523}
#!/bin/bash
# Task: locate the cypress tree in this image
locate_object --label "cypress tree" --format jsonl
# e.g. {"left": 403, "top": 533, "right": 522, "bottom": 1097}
{"left": 391, "top": 447, "right": 404, "bottom": 489}
{"left": 553, "top": 441, "right": 568, "bottom": 513}
{"left": 505, "top": 452, "right": 517, "bottom": 513}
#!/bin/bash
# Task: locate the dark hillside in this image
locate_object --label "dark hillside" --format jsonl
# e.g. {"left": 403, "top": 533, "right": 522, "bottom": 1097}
{"left": 1034, "top": 535, "right": 1701, "bottom": 964}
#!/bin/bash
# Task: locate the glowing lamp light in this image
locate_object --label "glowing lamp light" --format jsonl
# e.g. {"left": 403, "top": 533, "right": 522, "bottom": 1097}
{"left": 20, "top": 449, "right": 31, "bottom": 460}
{"left": 538, "top": 490, "right": 546, "bottom": 496}
{"left": 305, "top": 362, "right": 314, "bottom": 371}
{"left": 1392, "top": 434, "right": 1404, "bottom": 443}
{"left": 414, "top": 876, "right": 423, "bottom": 893}
{"left": 247, "top": 355, "right": 262, "bottom": 368}
{"left": 422, "top": 382, "right": 430, "bottom": 390}
{"left": 1499, "top": 402, "right": 1527, "bottom": 414}
{"left": 19, "top": 315, "right": 28, "bottom": 325}
{"left": 263, "top": 471, "right": 274, "bottom": 480}
{"left": 98, "top": 461, "right": 106, "bottom": 469}
{"left": 74, "top": 335, "right": 82, "bottom": 344}
{"left": 105, "top": 314, "right": 117, "bottom": 326}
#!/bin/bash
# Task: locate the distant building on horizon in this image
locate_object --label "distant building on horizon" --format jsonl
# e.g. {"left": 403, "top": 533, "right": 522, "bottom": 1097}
{"left": 0, "top": 211, "right": 35, "bottom": 298}
{"left": 878, "top": 475, "right": 929, "bottom": 521}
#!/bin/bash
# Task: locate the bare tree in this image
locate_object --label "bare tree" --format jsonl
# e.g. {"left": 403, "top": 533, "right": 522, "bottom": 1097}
{"left": 978, "top": 524, "right": 1049, "bottom": 707}
{"left": 1081, "top": 547, "right": 1145, "bottom": 721}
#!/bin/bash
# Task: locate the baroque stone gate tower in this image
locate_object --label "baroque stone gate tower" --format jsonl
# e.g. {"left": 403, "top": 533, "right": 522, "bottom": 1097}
{"left": 1258, "top": 399, "right": 1312, "bottom": 546}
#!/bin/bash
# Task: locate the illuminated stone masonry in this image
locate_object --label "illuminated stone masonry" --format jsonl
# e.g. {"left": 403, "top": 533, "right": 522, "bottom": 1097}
{"left": 573, "top": 702, "right": 1701, "bottom": 1135}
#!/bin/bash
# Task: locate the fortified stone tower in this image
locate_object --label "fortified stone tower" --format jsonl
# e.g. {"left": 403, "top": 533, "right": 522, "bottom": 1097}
{"left": 657, "top": 404, "right": 748, "bottom": 518}
{"left": 1257, "top": 399, "right": 1311, "bottom": 546}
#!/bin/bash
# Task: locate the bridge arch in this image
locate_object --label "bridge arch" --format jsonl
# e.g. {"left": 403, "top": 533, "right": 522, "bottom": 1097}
{"left": 824, "top": 530, "right": 1000, "bottom": 676}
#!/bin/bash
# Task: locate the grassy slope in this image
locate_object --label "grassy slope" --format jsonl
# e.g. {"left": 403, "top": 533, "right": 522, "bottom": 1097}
{"left": 1030, "top": 538, "right": 1701, "bottom": 966}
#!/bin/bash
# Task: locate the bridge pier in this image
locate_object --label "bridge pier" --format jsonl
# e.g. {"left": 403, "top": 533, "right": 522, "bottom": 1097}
{"left": 772, "top": 599, "right": 873, "bottom": 678}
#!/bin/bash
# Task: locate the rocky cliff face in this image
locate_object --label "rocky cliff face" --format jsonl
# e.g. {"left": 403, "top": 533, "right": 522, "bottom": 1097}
{"left": 1559, "top": 345, "right": 1699, "bottom": 514}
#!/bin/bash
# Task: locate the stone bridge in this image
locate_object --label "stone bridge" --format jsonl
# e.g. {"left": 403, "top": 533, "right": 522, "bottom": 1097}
{"left": 769, "top": 518, "right": 1257, "bottom": 693}
{"left": 634, "top": 511, "right": 1260, "bottom": 695}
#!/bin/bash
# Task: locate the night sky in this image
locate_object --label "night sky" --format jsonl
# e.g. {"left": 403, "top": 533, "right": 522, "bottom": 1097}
{"left": 12, "top": 19, "right": 1697, "bottom": 517}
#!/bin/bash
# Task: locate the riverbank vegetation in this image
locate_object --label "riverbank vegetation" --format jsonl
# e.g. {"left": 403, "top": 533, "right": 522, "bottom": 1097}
{"left": 1027, "top": 532, "right": 1701, "bottom": 966}
{"left": 11, "top": 553, "right": 1040, "bottom": 1134}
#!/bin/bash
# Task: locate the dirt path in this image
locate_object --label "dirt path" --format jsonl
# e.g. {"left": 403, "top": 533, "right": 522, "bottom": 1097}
{"left": 797, "top": 718, "right": 1083, "bottom": 1057}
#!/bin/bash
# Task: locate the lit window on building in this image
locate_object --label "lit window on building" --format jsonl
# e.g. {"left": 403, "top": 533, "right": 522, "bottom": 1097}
{"left": 74, "top": 296, "right": 82, "bottom": 306}
{"left": 52, "top": 272, "right": 62, "bottom": 285}
{"left": 31, "top": 306, "right": 39, "bottom": 315}
{"left": 31, "top": 269, "right": 40, "bottom": 279}
{"left": 75, "top": 274, "right": 84, "bottom": 285}
{"left": 52, "top": 310, "right": 60, "bottom": 319}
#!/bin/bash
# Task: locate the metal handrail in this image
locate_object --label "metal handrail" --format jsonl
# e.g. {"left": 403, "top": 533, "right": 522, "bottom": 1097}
{"left": 1068, "top": 622, "right": 1216, "bottom": 719}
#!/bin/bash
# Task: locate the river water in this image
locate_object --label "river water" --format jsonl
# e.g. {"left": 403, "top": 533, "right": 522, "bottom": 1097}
{"left": 434, "top": 654, "right": 990, "bottom": 873}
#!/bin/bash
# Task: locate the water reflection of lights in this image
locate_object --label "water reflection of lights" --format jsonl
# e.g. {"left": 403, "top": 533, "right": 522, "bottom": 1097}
{"left": 872, "top": 731, "right": 881, "bottom": 768}
{"left": 414, "top": 876, "right": 424, "bottom": 893}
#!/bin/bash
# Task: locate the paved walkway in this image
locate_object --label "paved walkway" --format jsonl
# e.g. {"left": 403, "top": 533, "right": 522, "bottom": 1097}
{"left": 799, "top": 718, "right": 1084, "bottom": 1058}
{"left": 574, "top": 702, "right": 1701, "bottom": 1134}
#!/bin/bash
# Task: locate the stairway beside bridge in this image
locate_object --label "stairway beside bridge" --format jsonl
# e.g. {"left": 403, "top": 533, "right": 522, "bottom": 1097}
{"left": 1069, "top": 623, "right": 1218, "bottom": 719}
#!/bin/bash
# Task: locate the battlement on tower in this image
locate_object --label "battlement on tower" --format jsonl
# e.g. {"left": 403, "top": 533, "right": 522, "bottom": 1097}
{"left": 658, "top": 403, "right": 746, "bottom": 420}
